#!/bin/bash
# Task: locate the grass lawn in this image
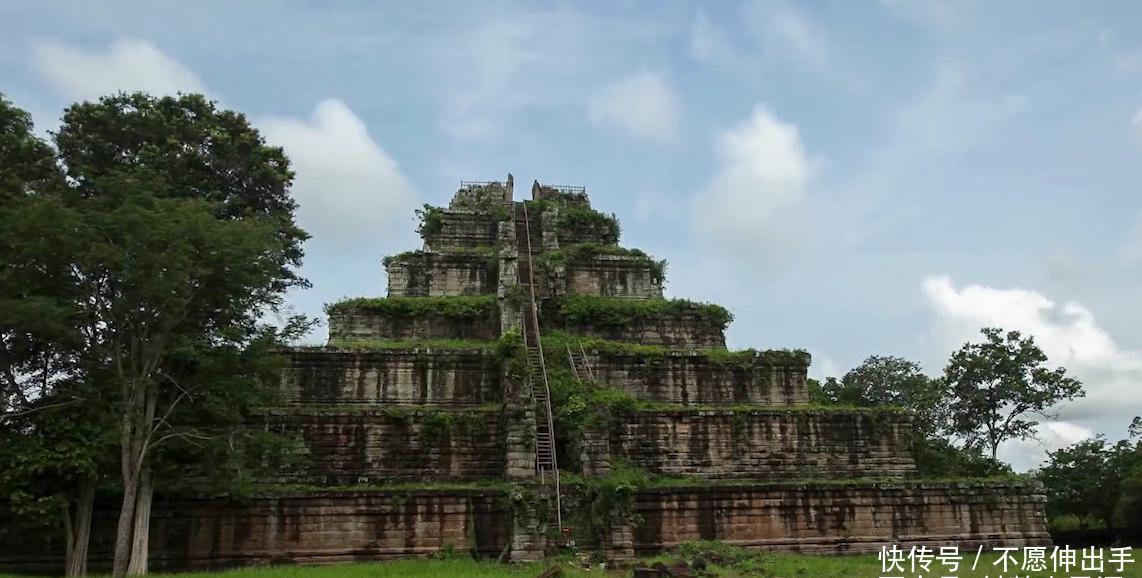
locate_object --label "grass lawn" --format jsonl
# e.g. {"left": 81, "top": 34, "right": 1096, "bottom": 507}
{"left": 2, "top": 550, "right": 1139, "bottom": 578}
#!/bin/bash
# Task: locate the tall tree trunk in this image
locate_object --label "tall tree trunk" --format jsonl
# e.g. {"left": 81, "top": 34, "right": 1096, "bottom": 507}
{"left": 64, "top": 481, "right": 95, "bottom": 577}
{"left": 114, "top": 383, "right": 153, "bottom": 578}
{"left": 112, "top": 469, "right": 139, "bottom": 578}
{"left": 127, "top": 467, "right": 153, "bottom": 575}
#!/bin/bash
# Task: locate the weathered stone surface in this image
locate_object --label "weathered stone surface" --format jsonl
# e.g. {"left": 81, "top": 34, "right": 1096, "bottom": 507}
{"left": 258, "top": 409, "right": 503, "bottom": 483}
{"left": 422, "top": 211, "right": 502, "bottom": 251}
{"left": 591, "top": 352, "right": 809, "bottom": 405}
{"left": 282, "top": 349, "right": 500, "bottom": 406}
{"left": 451, "top": 177, "right": 513, "bottom": 209}
{"left": 328, "top": 311, "right": 498, "bottom": 342}
{"left": 0, "top": 491, "right": 511, "bottom": 572}
{"left": 629, "top": 481, "right": 1050, "bottom": 555}
{"left": 531, "top": 180, "right": 590, "bottom": 207}
{"left": 554, "top": 255, "right": 664, "bottom": 299}
{"left": 386, "top": 251, "right": 495, "bottom": 297}
{"left": 601, "top": 410, "right": 915, "bottom": 480}
{"left": 549, "top": 310, "right": 726, "bottom": 349}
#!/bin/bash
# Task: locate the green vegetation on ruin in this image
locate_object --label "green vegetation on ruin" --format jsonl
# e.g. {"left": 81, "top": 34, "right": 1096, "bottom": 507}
{"left": 416, "top": 197, "right": 512, "bottom": 239}
{"left": 546, "top": 330, "right": 809, "bottom": 368}
{"left": 553, "top": 294, "right": 734, "bottom": 330}
{"left": 552, "top": 203, "right": 621, "bottom": 244}
{"left": 415, "top": 203, "right": 445, "bottom": 236}
{"left": 536, "top": 242, "right": 668, "bottom": 283}
{"left": 323, "top": 338, "right": 497, "bottom": 350}
{"left": 382, "top": 246, "right": 498, "bottom": 268}
{"left": 325, "top": 295, "right": 497, "bottom": 318}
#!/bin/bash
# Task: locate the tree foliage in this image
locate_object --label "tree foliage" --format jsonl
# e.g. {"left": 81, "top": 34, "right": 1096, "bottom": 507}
{"left": 1, "top": 93, "right": 309, "bottom": 577}
{"left": 944, "top": 327, "right": 1084, "bottom": 459}
{"left": 1037, "top": 424, "right": 1142, "bottom": 538}
{"left": 813, "top": 356, "right": 947, "bottom": 437}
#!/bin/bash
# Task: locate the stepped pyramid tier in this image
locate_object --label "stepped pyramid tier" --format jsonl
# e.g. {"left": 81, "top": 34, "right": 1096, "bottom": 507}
{"left": 1, "top": 176, "right": 1047, "bottom": 572}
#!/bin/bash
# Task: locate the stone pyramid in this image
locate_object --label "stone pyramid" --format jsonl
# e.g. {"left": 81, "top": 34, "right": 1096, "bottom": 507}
{"left": 96, "top": 176, "right": 1049, "bottom": 568}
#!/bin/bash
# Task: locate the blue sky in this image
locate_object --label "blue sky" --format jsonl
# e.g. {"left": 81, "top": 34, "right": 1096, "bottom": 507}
{"left": 3, "top": 0, "right": 1142, "bottom": 470}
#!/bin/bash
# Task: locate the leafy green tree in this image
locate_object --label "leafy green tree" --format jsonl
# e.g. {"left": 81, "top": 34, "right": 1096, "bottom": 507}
{"left": 2, "top": 93, "right": 310, "bottom": 577}
{"left": 1037, "top": 419, "right": 1142, "bottom": 538}
{"left": 1111, "top": 418, "right": 1142, "bottom": 538}
{"left": 0, "top": 94, "right": 61, "bottom": 203}
{"left": 815, "top": 356, "right": 948, "bottom": 436}
{"left": 911, "top": 435, "right": 1012, "bottom": 478}
{"left": 0, "top": 95, "right": 109, "bottom": 576}
{"left": 1038, "top": 437, "right": 1123, "bottom": 526}
{"left": 944, "top": 327, "right": 1084, "bottom": 460}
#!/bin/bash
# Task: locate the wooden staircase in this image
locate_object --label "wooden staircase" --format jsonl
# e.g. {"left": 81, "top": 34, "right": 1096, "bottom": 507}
{"left": 514, "top": 201, "right": 562, "bottom": 529}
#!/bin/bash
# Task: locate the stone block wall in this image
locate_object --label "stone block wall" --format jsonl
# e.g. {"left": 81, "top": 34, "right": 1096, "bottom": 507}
{"left": 552, "top": 311, "right": 726, "bottom": 349}
{"left": 386, "top": 252, "right": 495, "bottom": 297}
{"left": 3, "top": 492, "right": 512, "bottom": 572}
{"left": 281, "top": 349, "right": 501, "bottom": 406}
{"left": 328, "top": 311, "right": 498, "bottom": 343}
{"left": 450, "top": 180, "right": 512, "bottom": 209}
{"left": 545, "top": 255, "right": 663, "bottom": 299}
{"left": 259, "top": 409, "right": 503, "bottom": 483}
{"left": 600, "top": 410, "right": 915, "bottom": 480}
{"left": 422, "top": 212, "right": 501, "bottom": 251}
{"left": 628, "top": 482, "right": 1050, "bottom": 555}
{"left": 591, "top": 352, "right": 809, "bottom": 405}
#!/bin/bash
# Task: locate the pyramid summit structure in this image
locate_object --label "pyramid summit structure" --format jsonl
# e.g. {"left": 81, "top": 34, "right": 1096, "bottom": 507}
{"left": 1, "top": 176, "right": 1050, "bottom": 571}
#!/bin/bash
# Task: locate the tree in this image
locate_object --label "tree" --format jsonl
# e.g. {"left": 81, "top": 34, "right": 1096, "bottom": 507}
{"left": 814, "top": 356, "right": 948, "bottom": 436}
{"left": 1038, "top": 437, "right": 1123, "bottom": 526}
{"left": 1037, "top": 418, "right": 1142, "bottom": 538}
{"left": 0, "top": 95, "right": 109, "bottom": 577}
{"left": 944, "top": 327, "right": 1084, "bottom": 460}
{"left": 2, "top": 93, "right": 309, "bottom": 577}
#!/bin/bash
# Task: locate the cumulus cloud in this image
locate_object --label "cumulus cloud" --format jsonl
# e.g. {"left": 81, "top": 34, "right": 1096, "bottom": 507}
{"left": 31, "top": 38, "right": 208, "bottom": 101}
{"left": 260, "top": 100, "right": 417, "bottom": 249}
{"left": 922, "top": 275, "right": 1142, "bottom": 425}
{"left": 587, "top": 71, "right": 679, "bottom": 142}
{"left": 691, "top": 105, "right": 813, "bottom": 259}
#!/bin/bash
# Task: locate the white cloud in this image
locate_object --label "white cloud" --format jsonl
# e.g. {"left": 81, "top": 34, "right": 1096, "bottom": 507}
{"left": 749, "top": 0, "right": 828, "bottom": 68}
{"left": 1133, "top": 106, "right": 1142, "bottom": 132}
{"left": 691, "top": 105, "right": 813, "bottom": 258}
{"left": 921, "top": 276, "right": 1142, "bottom": 424}
{"left": 587, "top": 71, "right": 679, "bottom": 142}
{"left": 31, "top": 38, "right": 208, "bottom": 101}
{"left": 433, "top": 10, "right": 662, "bottom": 141}
{"left": 260, "top": 100, "right": 417, "bottom": 249}
{"left": 808, "top": 352, "right": 841, "bottom": 381}
{"left": 688, "top": 12, "right": 737, "bottom": 68}
{"left": 998, "top": 421, "right": 1094, "bottom": 472}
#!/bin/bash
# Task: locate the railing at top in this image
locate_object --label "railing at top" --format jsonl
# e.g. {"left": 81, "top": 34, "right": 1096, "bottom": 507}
{"left": 548, "top": 185, "right": 586, "bottom": 195}
{"left": 459, "top": 180, "right": 506, "bottom": 189}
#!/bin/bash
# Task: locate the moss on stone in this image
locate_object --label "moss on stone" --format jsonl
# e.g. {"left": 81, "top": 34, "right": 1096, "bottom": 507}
{"left": 325, "top": 295, "right": 497, "bottom": 319}
{"left": 554, "top": 295, "right": 733, "bottom": 330}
